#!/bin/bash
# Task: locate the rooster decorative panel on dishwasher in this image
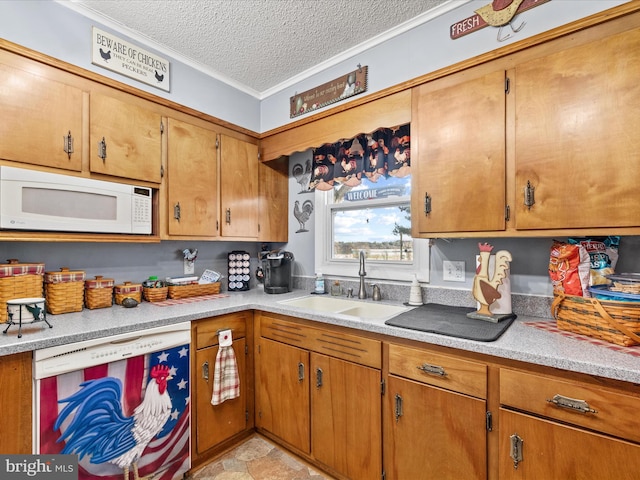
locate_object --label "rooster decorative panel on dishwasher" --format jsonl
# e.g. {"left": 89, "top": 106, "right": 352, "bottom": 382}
{"left": 228, "top": 251, "right": 250, "bottom": 291}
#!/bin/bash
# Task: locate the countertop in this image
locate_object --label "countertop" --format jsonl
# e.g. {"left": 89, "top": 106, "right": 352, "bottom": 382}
{"left": 1, "top": 289, "right": 639, "bottom": 384}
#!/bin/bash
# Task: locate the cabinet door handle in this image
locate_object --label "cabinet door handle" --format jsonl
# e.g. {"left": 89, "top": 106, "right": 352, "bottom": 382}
{"left": 316, "top": 367, "right": 323, "bottom": 388}
{"left": 509, "top": 433, "right": 523, "bottom": 469}
{"left": 547, "top": 394, "right": 597, "bottom": 414}
{"left": 298, "top": 362, "right": 305, "bottom": 382}
{"left": 394, "top": 394, "right": 403, "bottom": 422}
{"left": 226, "top": 208, "right": 231, "bottom": 224}
{"left": 524, "top": 180, "right": 535, "bottom": 209}
{"left": 98, "top": 137, "right": 107, "bottom": 161}
{"left": 63, "top": 130, "right": 74, "bottom": 159}
{"left": 424, "top": 192, "right": 432, "bottom": 215}
{"left": 417, "top": 363, "right": 447, "bottom": 377}
{"left": 174, "top": 202, "right": 181, "bottom": 222}
{"left": 202, "top": 360, "right": 209, "bottom": 381}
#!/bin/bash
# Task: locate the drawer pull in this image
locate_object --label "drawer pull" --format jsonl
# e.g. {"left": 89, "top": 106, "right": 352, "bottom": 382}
{"left": 417, "top": 363, "right": 447, "bottom": 377}
{"left": 202, "top": 360, "right": 209, "bottom": 381}
{"left": 547, "top": 394, "right": 597, "bottom": 414}
{"left": 298, "top": 362, "right": 305, "bottom": 382}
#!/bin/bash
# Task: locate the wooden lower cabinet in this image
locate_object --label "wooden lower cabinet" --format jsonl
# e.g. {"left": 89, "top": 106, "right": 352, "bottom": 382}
{"left": 498, "top": 409, "right": 640, "bottom": 480}
{"left": 256, "top": 337, "right": 311, "bottom": 453}
{"left": 0, "top": 351, "right": 32, "bottom": 454}
{"left": 498, "top": 367, "right": 640, "bottom": 479}
{"left": 192, "top": 312, "right": 254, "bottom": 467}
{"left": 311, "top": 353, "right": 382, "bottom": 480}
{"left": 255, "top": 312, "right": 382, "bottom": 480}
{"left": 385, "top": 343, "right": 488, "bottom": 479}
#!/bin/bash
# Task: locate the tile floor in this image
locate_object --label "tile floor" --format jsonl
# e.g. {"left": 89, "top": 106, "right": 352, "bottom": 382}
{"left": 191, "top": 434, "right": 334, "bottom": 480}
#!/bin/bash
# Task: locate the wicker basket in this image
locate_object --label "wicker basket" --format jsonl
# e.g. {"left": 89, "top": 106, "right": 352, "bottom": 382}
{"left": 552, "top": 293, "right": 640, "bottom": 347}
{"left": 143, "top": 286, "right": 169, "bottom": 302}
{"left": 168, "top": 282, "right": 220, "bottom": 299}
{"left": 0, "top": 259, "right": 45, "bottom": 323}
{"left": 114, "top": 282, "right": 142, "bottom": 305}
{"left": 85, "top": 276, "right": 114, "bottom": 310}
{"left": 45, "top": 267, "right": 85, "bottom": 314}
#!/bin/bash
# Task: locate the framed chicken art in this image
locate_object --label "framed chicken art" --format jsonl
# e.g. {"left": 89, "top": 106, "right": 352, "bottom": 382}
{"left": 38, "top": 344, "right": 190, "bottom": 480}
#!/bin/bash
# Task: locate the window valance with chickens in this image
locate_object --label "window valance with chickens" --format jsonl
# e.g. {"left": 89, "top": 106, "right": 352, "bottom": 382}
{"left": 307, "top": 124, "right": 410, "bottom": 191}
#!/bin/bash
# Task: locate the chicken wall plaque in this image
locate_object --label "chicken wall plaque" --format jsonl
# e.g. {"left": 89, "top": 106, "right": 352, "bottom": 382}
{"left": 468, "top": 242, "right": 513, "bottom": 322}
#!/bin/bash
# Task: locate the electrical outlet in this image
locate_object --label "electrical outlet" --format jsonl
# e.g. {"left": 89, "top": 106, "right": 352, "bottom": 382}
{"left": 183, "top": 259, "right": 195, "bottom": 275}
{"left": 443, "top": 261, "right": 465, "bottom": 282}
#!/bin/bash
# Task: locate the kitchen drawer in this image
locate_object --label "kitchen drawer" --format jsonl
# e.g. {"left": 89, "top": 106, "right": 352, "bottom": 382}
{"left": 388, "top": 343, "right": 487, "bottom": 399}
{"left": 259, "top": 314, "right": 381, "bottom": 368}
{"left": 194, "top": 312, "right": 249, "bottom": 350}
{"left": 500, "top": 368, "right": 640, "bottom": 443}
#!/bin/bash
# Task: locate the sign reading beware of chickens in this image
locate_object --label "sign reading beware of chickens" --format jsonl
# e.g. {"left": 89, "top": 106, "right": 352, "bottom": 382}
{"left": 91, "top": 27, "right": 170, "bottom": 92}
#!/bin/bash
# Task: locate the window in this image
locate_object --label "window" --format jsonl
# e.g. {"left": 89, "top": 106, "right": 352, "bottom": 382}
{"left": 315, "top": 174, "right": 430, "bottom": 282}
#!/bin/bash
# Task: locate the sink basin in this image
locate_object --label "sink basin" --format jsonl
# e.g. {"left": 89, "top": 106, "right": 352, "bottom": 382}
{"left": 278, "top": 296, "right": 410, "bottom": 321}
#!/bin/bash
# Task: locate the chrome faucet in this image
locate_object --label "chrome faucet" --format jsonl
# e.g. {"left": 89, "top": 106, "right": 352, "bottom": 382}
{"left": 358, "top": 250, "right": 367, "bottom": 299}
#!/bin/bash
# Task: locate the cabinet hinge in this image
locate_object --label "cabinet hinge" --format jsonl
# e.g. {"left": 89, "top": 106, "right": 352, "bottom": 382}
{"left": 245, "top": 410, "right": 249, "bottom": 422}
{"left": 382, "top": 470, "right": 386, "bottom": 480}
{"left": 380, "top": 379, "right": 386, "bottom": 396}
{"left": 245, "top": 344, "right": 249, "bottom": 355}
{"left": 505, "top": 76, "right": 511, "bottom": 94}
{"left": 486, "top": 411, "right": 493, "bottom": 432}
{"left": 505, "top": 204, "right": 510, "bottom": 222}
{"left": 257, "top": 344, "right": 261, "bottom": 354}
{"left": 160, "top": 119, "right": 164, "bottom": 134}
{"left": 257, "top": 151, "right": 261, "bottom": 162}
{"left": 160, "top": 164, "right": 164, "bottom": 178}
{"left": 216, "top": 136, "right": 219, "bottom": 149}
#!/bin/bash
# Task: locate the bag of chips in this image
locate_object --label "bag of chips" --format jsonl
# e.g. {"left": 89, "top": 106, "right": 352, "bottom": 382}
{"left": 549, "top": 240, "right": 591, "bottom": 296}
{"left": 569, "top": 236, "right": 620, "bottom": 287}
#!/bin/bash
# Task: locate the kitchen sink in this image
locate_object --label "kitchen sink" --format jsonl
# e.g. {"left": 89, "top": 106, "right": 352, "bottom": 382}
{"left": 278, "top": 295, "right": 410, "bottom": 321}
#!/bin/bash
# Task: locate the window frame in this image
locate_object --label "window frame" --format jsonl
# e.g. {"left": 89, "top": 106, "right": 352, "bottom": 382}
{"left": 314, "top": 188, "right": 430, "bottom": 283}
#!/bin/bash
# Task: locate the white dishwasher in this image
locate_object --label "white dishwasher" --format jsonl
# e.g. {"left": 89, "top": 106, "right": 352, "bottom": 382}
{"left": 34, "top": 322, "right": 191, "bottom": 480}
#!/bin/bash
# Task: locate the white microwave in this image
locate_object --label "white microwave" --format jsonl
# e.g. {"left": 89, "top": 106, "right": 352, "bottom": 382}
{"left": 0, "top": 166, "right": 152, "bottom": 234}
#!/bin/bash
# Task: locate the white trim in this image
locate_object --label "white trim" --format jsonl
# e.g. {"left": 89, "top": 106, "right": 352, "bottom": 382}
{"left": 314, "top": 189, "right": 430, "bottom": 284}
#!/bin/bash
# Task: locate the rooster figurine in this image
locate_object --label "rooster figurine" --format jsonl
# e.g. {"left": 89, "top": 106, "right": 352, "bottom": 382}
{"left": 54, "top": 364, "right": 173, "bottom": 480}
{"left": 470, "top": 243, "right": 512, "bottom": 320}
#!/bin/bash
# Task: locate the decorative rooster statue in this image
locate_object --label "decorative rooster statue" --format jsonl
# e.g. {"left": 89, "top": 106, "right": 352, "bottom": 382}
{"left": 54, "top": 364, "right": 174, "bottom": 480}
{"left": 470, "top": 243, "right": 512, "bottom": 318}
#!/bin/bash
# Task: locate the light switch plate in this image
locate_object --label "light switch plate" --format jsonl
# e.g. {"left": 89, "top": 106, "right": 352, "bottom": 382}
{"left": 443, "top": 261, "right": 465, "bottom": 282}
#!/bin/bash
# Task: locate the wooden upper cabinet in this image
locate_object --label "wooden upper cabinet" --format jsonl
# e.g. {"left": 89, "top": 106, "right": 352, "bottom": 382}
{"left": 167, "top": 118, "right": 218, "bottom": 237}
{"left": 261, "top": 90, "right": 411, "bottom": 161}
{"left": 0, "top": 57, "right": 84, "bottom": 171}
{"left": 514, "top": 25, "right": 640, "bottom": 230}
{"left": 258, "top": 157, "right": 289, "bottom": 243}
{"left": 412, "top": 69, "right": 506, "bottom": 235}
{"left": 89, "top": 92, "right": 162, "bottom": 183}
{"left": 219, "top": 134, "right": 259, "bottom": 238}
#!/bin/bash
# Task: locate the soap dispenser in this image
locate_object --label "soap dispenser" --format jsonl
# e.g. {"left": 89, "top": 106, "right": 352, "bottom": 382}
{"left": 408, "top": 274, "right": 423, "bottom": 306}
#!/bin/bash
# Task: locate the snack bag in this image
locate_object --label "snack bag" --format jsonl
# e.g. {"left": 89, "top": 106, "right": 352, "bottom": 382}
{"left": 549, "top": 240, "right": 590, "bottom": 296}
{"left": 569, "top": 236, "right": 620, "bottom": 287}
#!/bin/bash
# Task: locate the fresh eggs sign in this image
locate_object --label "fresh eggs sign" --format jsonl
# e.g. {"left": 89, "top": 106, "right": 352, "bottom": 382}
{"left": 91, "top": 27, "right": 170, "bottom": 92}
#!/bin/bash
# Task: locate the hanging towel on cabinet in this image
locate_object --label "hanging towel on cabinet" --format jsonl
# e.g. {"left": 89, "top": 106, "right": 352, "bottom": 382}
{"left": 211, "top": 329, "right": 240, "bottom": 405}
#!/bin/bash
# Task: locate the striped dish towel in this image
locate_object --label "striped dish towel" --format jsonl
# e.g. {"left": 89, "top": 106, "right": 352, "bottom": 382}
{"left": 211, "top": 344, "right": 240, "bottom": 405}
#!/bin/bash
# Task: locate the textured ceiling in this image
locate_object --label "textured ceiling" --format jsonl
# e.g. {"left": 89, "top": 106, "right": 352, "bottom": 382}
{"left": 67, "top": 0, "right": 454, "bottom": 96}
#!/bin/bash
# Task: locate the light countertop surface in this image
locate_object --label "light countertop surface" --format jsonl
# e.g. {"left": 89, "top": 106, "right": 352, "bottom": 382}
{"left": 1, "top": 289, "right": 639, "bottom": 384}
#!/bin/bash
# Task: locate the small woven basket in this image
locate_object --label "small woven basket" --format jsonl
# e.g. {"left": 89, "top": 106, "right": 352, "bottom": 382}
{"left": 85, "top": 276, "right": 114, "bottom": 310}
{"left": 143, "top": 286, "right": 169, "bottom": 302}
{"left": 114, "top": 282, "right": 142, "bottom": 305}
{"left": 552, "top": 293, "right": 640, "bottom": 347}
{"left": 0, "top": 259, "right": 45, "bottom": 323}
{"left": 168, "top": 282, "right": 220, "bottom": 299}
{"left": 45, "top": 267, "right": 85, "bottom": 314}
